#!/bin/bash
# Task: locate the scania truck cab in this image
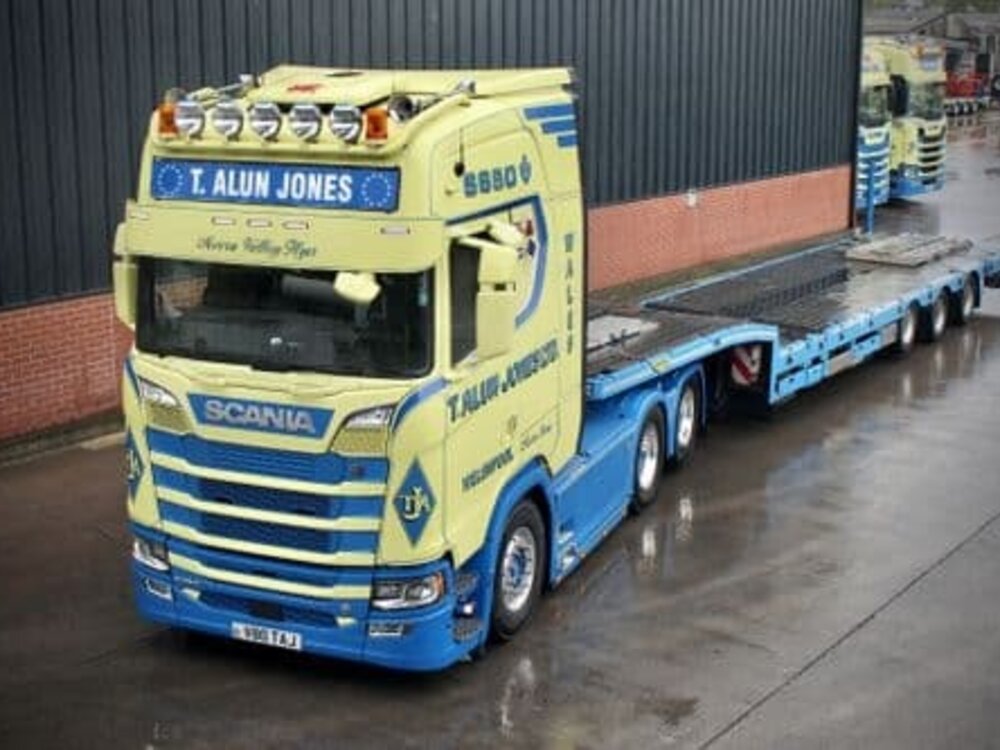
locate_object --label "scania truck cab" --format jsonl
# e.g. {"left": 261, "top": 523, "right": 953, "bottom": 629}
{"left": 870, "top": 37, "right": 947, "bottom": 199}
{"left": 856, "top": 42, "right": 892, "bottom": 209}
{"left": 116, "top": 66, "right": 1000, "bottom": 671}
{"left": 117, "top": 67, "right": 587, "bottom": 670}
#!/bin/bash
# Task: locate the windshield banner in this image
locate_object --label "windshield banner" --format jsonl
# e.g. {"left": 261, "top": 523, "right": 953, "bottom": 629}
{"left": 150, "top": 157, "right": 400, "bottom": 212}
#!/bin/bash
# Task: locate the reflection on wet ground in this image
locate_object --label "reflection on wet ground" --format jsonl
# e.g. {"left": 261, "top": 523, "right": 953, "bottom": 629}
{"left": 2, "top": 119, "right": 1000, "bottom": 750}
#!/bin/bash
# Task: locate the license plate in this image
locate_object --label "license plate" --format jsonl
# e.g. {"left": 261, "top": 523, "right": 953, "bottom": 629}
{"left": 231, "top": 622, "right": 302, "bottom": 651}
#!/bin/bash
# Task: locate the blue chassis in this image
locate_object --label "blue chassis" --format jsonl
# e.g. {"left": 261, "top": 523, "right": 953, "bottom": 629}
{"left": 132, "top": 242, "right": 1000, "bottom": 671}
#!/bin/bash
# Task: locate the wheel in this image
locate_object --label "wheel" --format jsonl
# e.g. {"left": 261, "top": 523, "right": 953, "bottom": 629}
{"left": 952, "top": 277, "right": 975, "bottom": 326}
{"left": 672, "top": 379, "right": 700, "bottom": 467}
{"left": 491, "top": 500, "right": 546, "bottom": 641}
{"left": 920, "top": 293, "right": 949, "bottom": 342}
{"left": 630, "top": 407, "right": 665, "bottom": 513}
{"left": 894, "top": 303, "right": 919, "bottom": 355}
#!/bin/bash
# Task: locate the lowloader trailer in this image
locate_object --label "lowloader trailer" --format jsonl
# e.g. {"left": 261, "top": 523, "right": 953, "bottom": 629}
{"left": 115, "top": 67, "right": 1000, "bottom": 671}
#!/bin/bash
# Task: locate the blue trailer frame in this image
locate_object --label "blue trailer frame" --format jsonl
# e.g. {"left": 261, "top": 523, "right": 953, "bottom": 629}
{"left": 536, "top": 235, "right": 1000, "bottom": 589}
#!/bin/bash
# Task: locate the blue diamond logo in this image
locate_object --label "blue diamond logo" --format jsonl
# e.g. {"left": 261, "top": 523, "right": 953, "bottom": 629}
{"left": 125, "top": 430, "right": 144, "bottom": 500}
{"left": 393, "top": 461, "right": 436, "bottom": 546}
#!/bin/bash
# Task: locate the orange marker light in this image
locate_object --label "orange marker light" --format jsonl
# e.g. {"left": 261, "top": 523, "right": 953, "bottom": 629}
{"left": 364, "top": 107, "right": 389, "bottom": 141}
{"left": 157, "top": 101, "right": 178, "bottom": 137}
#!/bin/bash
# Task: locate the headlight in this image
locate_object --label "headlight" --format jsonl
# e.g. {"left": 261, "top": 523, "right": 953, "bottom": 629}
{"left": 248, "top": 101, "right": 282, "bottom": 140}
{"left": 175, "top": 99, "right": 205, "bottom": 137}
{"left": 344, "top": 405, "right": 394, "bottom": 429}
{"left": 329, "top": 104, "right": 362, "bottom": 142}
{"left": 133, "top": 536, "right": 170, "bottom": 571}
{"left": 211, "top": 100, "right": 244, "bottom": 139}
{"left": 137, "top": 378, "right": 180, "bottom": 409}
{"left": 289, "top": 103, "right": 322, "bottom": 141}
{"left": 371, "top": 572, "right": 445, "bottom": 610}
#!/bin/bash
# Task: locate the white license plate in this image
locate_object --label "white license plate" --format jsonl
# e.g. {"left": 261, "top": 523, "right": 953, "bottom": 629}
{"left": 231, "top": 622, "right": 302, "bottom": 651}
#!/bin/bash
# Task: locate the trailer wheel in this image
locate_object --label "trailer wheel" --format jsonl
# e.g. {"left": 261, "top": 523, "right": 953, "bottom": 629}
{"left": 491, "top": 499, "right": 547, "bottom": 641}
{"left": 672, "top": 380, "right": 700, "bottom": 467}
{"left": 920, "top": 293, "right": 949, "bottom": 342}
{"left": 630, "top": 407, "right": 665, "bottom": 513}
{"left": 952, "top": 277, "right": 976, "bottom": 326}
{"left": 894, "top": 304, "right": 919, "bottom": 355}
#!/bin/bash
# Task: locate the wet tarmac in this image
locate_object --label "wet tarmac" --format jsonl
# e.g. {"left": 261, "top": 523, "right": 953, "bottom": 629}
{"left": 2, "top": 116, "right": 1000, "bottom": 749}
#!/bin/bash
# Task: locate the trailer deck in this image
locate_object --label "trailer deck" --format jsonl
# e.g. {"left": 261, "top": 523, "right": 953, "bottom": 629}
{"left": 585, "top": 234, "right": 1000, "bottom": 403}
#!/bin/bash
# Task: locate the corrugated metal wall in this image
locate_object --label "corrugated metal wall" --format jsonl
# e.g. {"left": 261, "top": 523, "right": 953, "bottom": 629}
{"left": 0, "top": 0, "right": 861, "bottom": 309}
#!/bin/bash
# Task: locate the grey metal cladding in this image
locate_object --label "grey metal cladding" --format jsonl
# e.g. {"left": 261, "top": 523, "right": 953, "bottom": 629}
{"left": 0, "top": 0, "right": 860, "bottom": 308}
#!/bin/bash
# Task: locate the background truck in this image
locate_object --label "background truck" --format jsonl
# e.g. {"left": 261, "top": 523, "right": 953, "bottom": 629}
{"left": 868, "top": 37, "right": 948, "bottom": 200}
{"left": 856, "top": 41, "right": 893, "bottom": 210}
{"left": 944, "top": 49, "right": 993, "bottom": 116}
{"left": 115, "top": 66, "right": 1000, "bottom": 671}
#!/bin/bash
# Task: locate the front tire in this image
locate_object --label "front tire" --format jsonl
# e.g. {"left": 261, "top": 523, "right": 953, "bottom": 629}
{"left": 491, "top": 500, "right": 546, "bottom": 641}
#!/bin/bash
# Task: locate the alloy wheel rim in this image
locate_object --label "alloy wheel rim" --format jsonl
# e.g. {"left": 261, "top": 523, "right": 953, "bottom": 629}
{"left": 636, "top": 421, "right": 660, "bottom": 491}
{"left": 677, "top": 388, "right": 696, "bottom": 450}
{"left": 501, "top": 527, "right": 537, "bottom": 613}
{"left": 902, "top": 310, "right": 916, "bottom": 346}
{"left": 933, "top": 298, "right": 947, "bottom": 336}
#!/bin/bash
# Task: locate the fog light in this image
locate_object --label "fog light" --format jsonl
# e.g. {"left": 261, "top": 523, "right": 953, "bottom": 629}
{"left": 368, "top": 622, "right": 408, "bottom": 638}
{"left": 144, "top": 577, "right": 173, "bottom": 601}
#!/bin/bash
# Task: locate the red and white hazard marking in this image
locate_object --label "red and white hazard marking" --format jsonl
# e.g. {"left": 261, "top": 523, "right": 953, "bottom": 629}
{"left": 730, "top": 345, "right": 762, "bottom": 386}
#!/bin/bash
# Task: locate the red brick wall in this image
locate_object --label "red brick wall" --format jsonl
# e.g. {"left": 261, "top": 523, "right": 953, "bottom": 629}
{"left": 0, "top": 294, "right": 132, "bottom": 443}
{"left": 0, "top": 165, "right": 849, "bottom": 444}
{"left": 587, "top": 165, "right": 851, "bottom": 290}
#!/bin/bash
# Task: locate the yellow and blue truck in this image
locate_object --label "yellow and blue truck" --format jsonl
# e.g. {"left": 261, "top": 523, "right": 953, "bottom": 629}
{"left": 868, "top": 37, "right": 948, "bottom": 200}
{"left": 115, "top": 67, "right": 1000, "bottom": 671}
{"left": 856, "top": 41, "right": 892, "bottom": 209}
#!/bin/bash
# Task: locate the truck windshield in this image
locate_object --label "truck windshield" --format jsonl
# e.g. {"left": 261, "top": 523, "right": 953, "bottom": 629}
{"left": 136, "top": 258, "right": 433, "bottom": 378}
{"left": 858, "top": 85, "right": 890, "bottom": 128}
{"left": 907, "top": 82, "right": 945, "bottom": 120}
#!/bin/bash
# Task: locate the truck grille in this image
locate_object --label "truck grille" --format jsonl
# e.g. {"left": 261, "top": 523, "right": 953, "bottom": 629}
{"left": 145, "top": 427, "right": 386, "bottom": 603}
{"left": 201, "top": 513, "right": 336, "bottom": 552}
{"left": 917, "top": 131, "right": 946, "bottom": 174}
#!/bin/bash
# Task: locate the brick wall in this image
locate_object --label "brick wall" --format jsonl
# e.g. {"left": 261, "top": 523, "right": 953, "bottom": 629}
{"left": 587, "top": 165, "right": 851, "bottom": 290}
{"left": 0, "top": 164, "right": 850, "bottom": 444}
{"left": 0, "top": 294, "right": 132, "bottom": 443}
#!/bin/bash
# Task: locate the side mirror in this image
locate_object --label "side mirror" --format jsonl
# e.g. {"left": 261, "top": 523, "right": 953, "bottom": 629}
{"left": 112, "top": 224, "right": 137, "bottom": 328}
{"left": 462, "top": 238, "right": 518, "bottom": 361}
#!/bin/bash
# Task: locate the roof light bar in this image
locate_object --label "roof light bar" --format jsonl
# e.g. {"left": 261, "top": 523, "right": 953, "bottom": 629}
{"left": 248, "top": 101, "right": 282, "bottom": 140}
{"left": 174, "top": 100, "right": 206, "bottom": 138}
{"left": 329, "top": 104, "right": 362, "bottom": 143}
{"left": 289, "top": 103, "right": 323, "bottom": 141}
{"left": 211, "top": 100, "right": 244, "bottom": 140}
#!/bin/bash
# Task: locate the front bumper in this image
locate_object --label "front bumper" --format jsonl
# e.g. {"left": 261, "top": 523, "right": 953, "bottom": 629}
{"left": 889, "top": 167, "right": 944, "bottom": 199}
{"left": 132, "top": 527, "right": 479, "bottom": 672}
